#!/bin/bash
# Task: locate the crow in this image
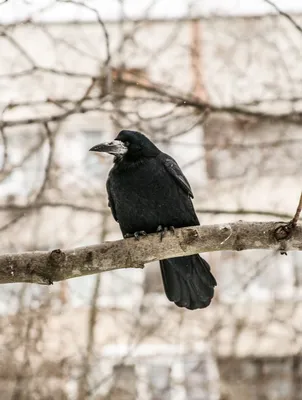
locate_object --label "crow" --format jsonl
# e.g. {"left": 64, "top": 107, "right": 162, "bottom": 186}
{"left": 90, "top": 130, "right": 216, "bottom": 310}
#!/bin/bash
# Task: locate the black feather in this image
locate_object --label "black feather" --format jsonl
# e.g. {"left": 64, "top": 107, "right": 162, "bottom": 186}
{"left": 93, "top": 130, "right": 217, "bottom": 310}
{"left": 160, "top": 255, "right": 216, "bottom": 310}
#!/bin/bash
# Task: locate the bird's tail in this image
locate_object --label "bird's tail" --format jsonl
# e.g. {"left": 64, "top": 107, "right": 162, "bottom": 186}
{"left": 160, "top": 255, "right": 217, "bottom": 310}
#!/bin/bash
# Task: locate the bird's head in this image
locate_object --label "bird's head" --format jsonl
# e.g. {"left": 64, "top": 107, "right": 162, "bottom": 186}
{"left": 89, "top": 130, "right": 159, "bottom": 162}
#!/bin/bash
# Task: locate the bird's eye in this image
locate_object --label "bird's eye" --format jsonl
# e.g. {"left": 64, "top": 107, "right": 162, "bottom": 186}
{"left": 124, "top": 141, "right": 130, "bottom": 146}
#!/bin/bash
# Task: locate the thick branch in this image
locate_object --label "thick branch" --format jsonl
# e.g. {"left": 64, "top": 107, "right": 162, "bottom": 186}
{"left": 0, "top": 221, "right": 301, "bottom": 285}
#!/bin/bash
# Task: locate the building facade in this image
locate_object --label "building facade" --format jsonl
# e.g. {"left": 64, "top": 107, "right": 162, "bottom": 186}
{"left": 0, "top": 10, "right": 301, "bottom": 400}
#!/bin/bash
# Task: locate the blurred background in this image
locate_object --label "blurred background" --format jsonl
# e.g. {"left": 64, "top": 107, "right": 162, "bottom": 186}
{"left": 0, "top": 0, "right": 302, "bottom": 399}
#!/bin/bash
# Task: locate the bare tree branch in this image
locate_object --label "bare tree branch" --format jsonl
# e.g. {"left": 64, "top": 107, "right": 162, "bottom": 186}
{"left": 2, "top": 73, "right": 302, "bottom": 127}
{"left": 0, "top": 221, "right": 301, "bottom": 285}
{"left": 273, "top": 191, "right": 302, "bottom": 251}
{"left": 0, "top": 134, "right": 46, "bottom": 183}
{"left": 291, "top": 191, "right": 302, "bottom": 227}
{"left": 195, "top": 208, "right": 293, "bottom": 219}
{"left": 263, "top": 0, "right": 302, "bottom": 34}
{"left": 0, "top": 202, "right": 293, "bottom": 220}
{"left": 0, "top": 30, "right": 36, "bottom": 66}
{"left": 34, "top": 122, "right": 54, "bottom": 201}
{"left": 0, "top": 126, "right": 8, "bottom": 172}
{"left": 59, "top": 0, "right": 111, "bottom": 66}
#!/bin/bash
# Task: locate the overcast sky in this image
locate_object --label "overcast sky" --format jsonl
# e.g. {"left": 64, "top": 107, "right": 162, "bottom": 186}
{"left": 0, "top": 0, "right": 302, "bottom": 23}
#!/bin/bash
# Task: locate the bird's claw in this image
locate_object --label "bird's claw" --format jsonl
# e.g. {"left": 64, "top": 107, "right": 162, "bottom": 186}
{"left": 156, "top": 225, "right": 175, "bottom": 241}
{"left": 124, "top": 231, "right": 147, "bottom": 240}
{"left": 134, "top": 231, "right": 147, "bottom": 240}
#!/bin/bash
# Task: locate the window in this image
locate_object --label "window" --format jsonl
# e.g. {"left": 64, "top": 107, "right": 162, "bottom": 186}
{"left": 217, "top": 250, "right": 296, "bottom": 302}
{"left": 203, "top": 115, "right": 302, "bottom": 180}
{"left": 98, "top": 343, "right": 219, "bottom": 400}
{"left": 147, "top": 364, "right": 172, "bottom": 400}
{"left": 144, "top": 262, "right": 165, "bottom": 295}
{"left": 99, "top": 66, "right": 149, "bottom": 97}
{"left": 109, "top": 365, "right": 137, "bottom": 400}
{"left": 203, "top": 116, "right": 250, "bottom": 180}
{"left": 292, "top": 252, "right": 302, "bottom": 293}
{"left": 57, "top": 129, "right": 112, "bottom": 189}
{"left": 99, "top": 268, "right": 144, "bottom": 310}
{"left": 183, "top": 355, "right": 219, "bottom": 400}
{"left": 141, "top": 262, "right": 170, "bottom": 311}
{"left": 83, "top": 130, "right": 109, "bottom": 179}
{"left": 0, "top": 130, "right": 47, "bottom": 198}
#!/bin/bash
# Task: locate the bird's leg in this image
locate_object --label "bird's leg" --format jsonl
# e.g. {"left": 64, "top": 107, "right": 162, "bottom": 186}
{"left": 156, "top": 225, "right": 175, "bottom": 241}
{"left": 156, "top": 225, "right": 166, "bottom": 241}
{"left": 124, "top": 231, "right": 147, "bottom": 241}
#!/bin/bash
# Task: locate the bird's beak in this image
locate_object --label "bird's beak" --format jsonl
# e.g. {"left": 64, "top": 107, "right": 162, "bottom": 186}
{"left": 89, "top": 140, "right": 128, "bottom": 156}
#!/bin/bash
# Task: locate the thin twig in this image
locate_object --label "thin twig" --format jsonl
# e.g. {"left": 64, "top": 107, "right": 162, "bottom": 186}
{"left": 291, "top": 191, "right": 302, "bottom": 227}
{"left": 0, "top": 135, "right": 46, "bottom": 183}
{"left": 0, "top": 202, "right": 293, "bottom": 220}
{"left": 1, "top": 31, "right": 36, "bottom": 66}
{"left": 274, "top": 192, "right": 302, "bottom": 244}
{"left": 34, "top": 122, "right": 54, "bottom": 201}
{"left": 59, "top": 0, "right": 111, "bottom": 67}
{"left": 263, "top": 0, "right": 302, "bottom": 34}
{"left": 0, "top": 126, "right": 8, "bottom": 172}
{"left": 196, "top": 208, "right": 292, "bottom": 220}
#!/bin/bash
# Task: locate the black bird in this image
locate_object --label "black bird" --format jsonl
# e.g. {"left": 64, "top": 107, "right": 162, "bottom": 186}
{"left": 90, "top": 130, "right": 216, "bottom": 310}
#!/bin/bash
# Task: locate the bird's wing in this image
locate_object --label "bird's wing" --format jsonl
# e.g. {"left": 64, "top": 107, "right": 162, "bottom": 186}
{"left": 106, "top": 177, "right": 118, "bottom": 221}
{"left": 160, "top": 153, "right": 194, "bottom": 198}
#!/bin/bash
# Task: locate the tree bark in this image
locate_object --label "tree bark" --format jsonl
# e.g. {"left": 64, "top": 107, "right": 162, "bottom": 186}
{"left": 0, "top": 221, "right": 301, "bottom": 285}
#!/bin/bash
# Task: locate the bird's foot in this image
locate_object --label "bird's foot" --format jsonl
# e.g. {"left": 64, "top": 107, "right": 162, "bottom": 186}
{"left": 156, "top": 225, "right": 175, "bottom": 241}
{"left": 124, "top": 231, "right": 147, "bottom": 241}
